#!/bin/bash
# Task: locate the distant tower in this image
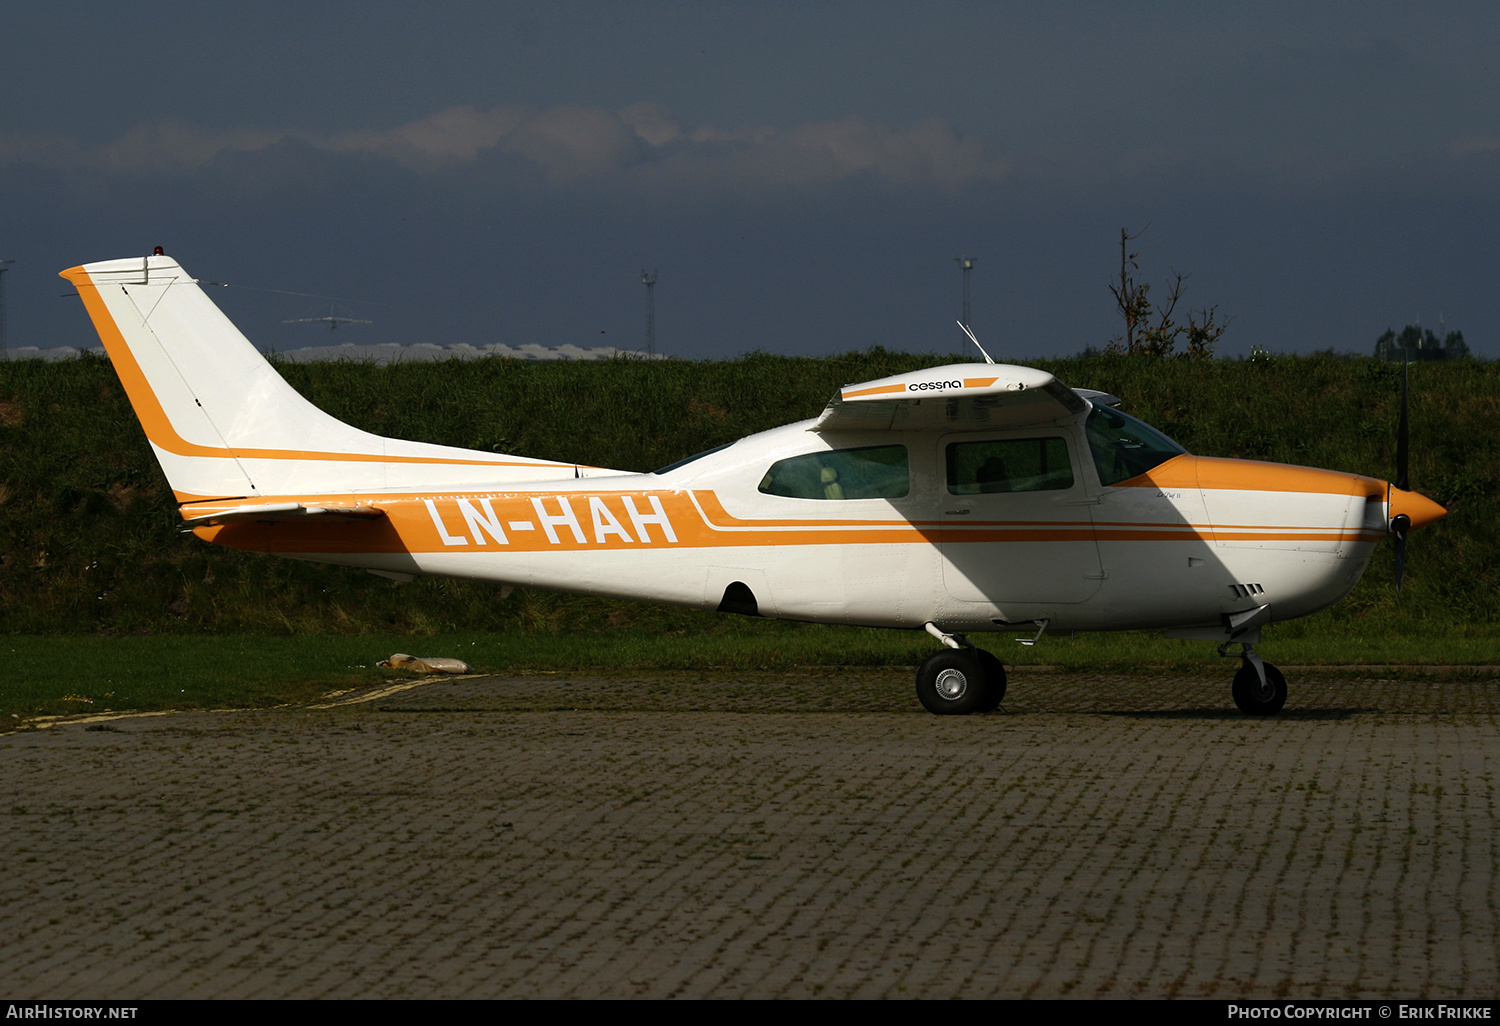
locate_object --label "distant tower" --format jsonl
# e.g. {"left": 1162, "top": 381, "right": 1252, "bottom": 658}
{"left": 641, "top": 269, "right": 658, "bottom": 355}
{"left": 0, "top": 259, "right": 14, "bottom": 357}
{"left": 955, "top": 256, "right": 975, "bottom": 329}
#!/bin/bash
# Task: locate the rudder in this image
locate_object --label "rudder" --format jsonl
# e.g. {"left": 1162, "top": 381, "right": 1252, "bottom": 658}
{"left": 62, "top": 254, "right": 582, "bottom": 503}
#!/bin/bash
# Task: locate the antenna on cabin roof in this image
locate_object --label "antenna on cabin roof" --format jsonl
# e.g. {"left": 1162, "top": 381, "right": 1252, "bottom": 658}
{"left": 958, "top": 321, "right": 996, "bottom": 365}
{"left": 641, "top": 269, "right": 658, "bottom": 355}
{"left": 283, "top": 302, "right": 373, "bottom": 334}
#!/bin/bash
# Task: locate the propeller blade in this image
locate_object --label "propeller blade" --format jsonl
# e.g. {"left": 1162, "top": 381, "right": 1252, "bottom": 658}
{"left": 1385, "top": 357, "right": 1447, "bottom": 598}
{"left": 1392, "top": 353, "right": 1410, "bottom": 597}
{"left": 1392, "top": 517, "right": 1409, "bottom": 598}
{"left": 1396, "top": 355, "right": 1410, "bottom": 492}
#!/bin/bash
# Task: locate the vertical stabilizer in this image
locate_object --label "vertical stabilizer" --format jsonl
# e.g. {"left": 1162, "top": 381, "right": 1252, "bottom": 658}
{"left": 62, "top": 255, "right": 582, "bottom": 502}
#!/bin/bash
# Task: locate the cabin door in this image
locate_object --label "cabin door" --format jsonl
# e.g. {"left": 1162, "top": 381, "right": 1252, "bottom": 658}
{"left": 936, "top": 432, "right": 1103, "bottom": 606}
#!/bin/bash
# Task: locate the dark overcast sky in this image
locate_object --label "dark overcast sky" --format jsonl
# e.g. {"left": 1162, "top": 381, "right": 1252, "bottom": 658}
{"left": 4, "top": 1, "right": 1498, "bottom": 360}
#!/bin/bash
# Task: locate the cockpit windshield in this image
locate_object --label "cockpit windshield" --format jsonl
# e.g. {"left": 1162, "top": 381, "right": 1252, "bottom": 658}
{"left": 1085, "top": 405, "right": 1187, "bottom": 485}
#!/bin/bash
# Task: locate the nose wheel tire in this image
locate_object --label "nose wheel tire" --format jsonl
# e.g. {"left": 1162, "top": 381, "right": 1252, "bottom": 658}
{"left": 916, "top": 649, "right": 1005, "bottom": 715}
{"left": 1231, "top": 661, "right": 1287, "bottom": 716}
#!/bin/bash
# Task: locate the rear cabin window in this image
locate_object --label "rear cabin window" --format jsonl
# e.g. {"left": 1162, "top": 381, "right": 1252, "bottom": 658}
{"left": 758, "top": 445, "right": 910, "bottom": 500}
{"left": 947, "top": 437, "right": 1074, "bottom": 494}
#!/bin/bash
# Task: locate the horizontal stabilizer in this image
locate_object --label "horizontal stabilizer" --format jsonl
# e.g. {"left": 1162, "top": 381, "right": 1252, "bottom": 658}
{"left": 180, "top": 502, "right": 388, "bottom": 528}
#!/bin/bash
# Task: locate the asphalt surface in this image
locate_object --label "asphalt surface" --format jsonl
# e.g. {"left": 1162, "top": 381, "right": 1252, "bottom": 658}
{"left": 3, "top": 669, "right": 1498, "bottom": 999}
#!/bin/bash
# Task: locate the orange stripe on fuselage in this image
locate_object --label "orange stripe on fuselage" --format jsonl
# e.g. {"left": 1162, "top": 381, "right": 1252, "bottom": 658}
{"left": 198, "top": 490, "right": 930, "bottom": 555}
{"left": 1116, "top": 454, "right": 1386, "bottom": 498}
{"left": 688, "top": 489, "right": 926, "bottom": 529}
{"left": 191, "top": 484, "right": 1386, "bottom": 558}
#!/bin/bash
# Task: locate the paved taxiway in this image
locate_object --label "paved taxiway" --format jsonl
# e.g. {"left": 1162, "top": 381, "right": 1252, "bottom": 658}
{"left": 3, "top": 670, "right": 1497, "bottom": 999}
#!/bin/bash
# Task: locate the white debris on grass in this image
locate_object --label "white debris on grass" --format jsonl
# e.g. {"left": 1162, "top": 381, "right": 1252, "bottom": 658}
{"left": 378, "top": 653, "right": 473, "bottom": 675}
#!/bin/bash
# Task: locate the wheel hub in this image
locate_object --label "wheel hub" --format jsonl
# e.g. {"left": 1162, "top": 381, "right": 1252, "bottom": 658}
{"left": 934, "top": 667, "right": 968, "bottom": 700}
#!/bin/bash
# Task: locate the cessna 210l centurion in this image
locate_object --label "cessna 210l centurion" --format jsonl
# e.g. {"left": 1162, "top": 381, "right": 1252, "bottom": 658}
{"left": 63, "top": 254, "right": 1447, "bottom": 716}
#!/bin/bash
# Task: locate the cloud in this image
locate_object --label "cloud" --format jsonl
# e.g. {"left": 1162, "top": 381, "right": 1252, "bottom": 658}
{"left": 777, "top": 116, "right": 1008, "bottom": 189}
{"left": 618, "top": 103, "right": 680, "bottom": 148}
{"left": 93, "top": 123, "right": 287, "bottom": 174}
{"left": 0, "top": 103, "right": 1009, "bottom": 194}
{"left": 326, "top": 106, "right": 529, "bottom": 172}
{"left": 1449, "top": 135, "right": 1500, "bottom": 158}
{"left": 496, "top": 105, "right": 651, "bottom": 183}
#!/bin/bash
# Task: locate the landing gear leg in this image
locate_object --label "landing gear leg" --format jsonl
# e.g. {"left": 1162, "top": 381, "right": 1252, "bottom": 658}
{"left": 1221, "top": 641, "right": 1287, "bottom": 715}
{"left": 917, "top": 623, "right": 1007, "bottom": 715}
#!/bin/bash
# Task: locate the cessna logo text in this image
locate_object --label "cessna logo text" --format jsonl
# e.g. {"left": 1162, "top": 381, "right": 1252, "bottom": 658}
{"left": 908, "top": 380, "right": 962, "bottom": 392}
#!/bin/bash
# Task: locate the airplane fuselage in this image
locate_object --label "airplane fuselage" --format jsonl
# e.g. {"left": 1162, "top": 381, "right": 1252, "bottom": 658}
{"left": 189, "top": 415, "right": 1389, "bottom": 638}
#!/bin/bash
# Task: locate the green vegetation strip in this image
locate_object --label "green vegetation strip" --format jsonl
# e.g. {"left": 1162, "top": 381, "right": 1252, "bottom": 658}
{"left": 3, "top": 625, "right": 1495, "bottom": 725}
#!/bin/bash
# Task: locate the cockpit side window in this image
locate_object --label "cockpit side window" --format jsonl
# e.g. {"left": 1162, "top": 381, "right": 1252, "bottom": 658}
{"left": 947, "top": 437, "right": 1073, "bottom": 494}
{"left": 1085, "top": 406, "right": 1187, "bottom": 485}
{"left": 758, "top": 445, "right": 909, "bottom": 500}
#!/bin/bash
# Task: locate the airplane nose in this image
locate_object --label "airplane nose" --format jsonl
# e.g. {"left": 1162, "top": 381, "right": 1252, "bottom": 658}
{"left": 1388, "top": 485, "right": 1447, "bottom": 532}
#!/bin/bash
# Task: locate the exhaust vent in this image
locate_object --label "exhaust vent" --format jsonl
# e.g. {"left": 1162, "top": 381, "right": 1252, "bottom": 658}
{"left": 717, "top": 581, "right": 760, "bottom": 617}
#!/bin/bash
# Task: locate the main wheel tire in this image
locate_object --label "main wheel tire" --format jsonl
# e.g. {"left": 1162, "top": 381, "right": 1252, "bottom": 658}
{"left": 916, "top": 649, "right": 988, "bottom": 715}
{"left": 975, "top": 649, "right": 1007, "bottom": 712}
{"left": 1231, "top": 661, "right": 1287, "bottom": 715}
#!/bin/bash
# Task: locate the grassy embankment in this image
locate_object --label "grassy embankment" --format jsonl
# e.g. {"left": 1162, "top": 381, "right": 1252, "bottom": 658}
{"left": 1, "top": 351, "right": 1495, "bottom": 720}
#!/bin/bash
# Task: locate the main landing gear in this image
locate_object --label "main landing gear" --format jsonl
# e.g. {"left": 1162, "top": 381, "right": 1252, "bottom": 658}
{"left": 917, "top": 624, "right": 1007, "bottom": 715}
{"left": 1221, "top": 641, "right": 1287, "bottom": 715}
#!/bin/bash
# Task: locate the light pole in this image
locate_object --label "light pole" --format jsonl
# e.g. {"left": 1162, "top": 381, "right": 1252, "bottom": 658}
{"left": 0, "top": 259, "right": 14, "bottom": 358}
{"left": 641, "top": 269, "right": 658, "bottom": 355}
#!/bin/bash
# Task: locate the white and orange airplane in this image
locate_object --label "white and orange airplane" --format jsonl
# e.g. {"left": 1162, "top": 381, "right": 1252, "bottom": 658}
{"left": 62, "top": 254, "right": 1447, "bottom": 715}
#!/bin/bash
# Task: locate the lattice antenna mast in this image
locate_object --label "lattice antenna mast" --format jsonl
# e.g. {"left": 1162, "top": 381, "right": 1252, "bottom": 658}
{"left": 0, "top": 259, "right": 15, "bottom": 357}
{"left": 955, "top": 256, "right": 975, "bottom": 330}
{"left": 641, "top": 269, "right": 658, "bottom": 355}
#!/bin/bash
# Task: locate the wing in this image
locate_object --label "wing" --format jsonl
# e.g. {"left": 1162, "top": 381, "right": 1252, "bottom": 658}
{"left": 814, "top": 363, "right": 1090, "bottom": 434}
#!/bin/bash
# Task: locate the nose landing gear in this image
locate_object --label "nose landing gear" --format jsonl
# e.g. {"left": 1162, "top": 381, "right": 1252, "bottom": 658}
{"left": 1222, "top": 641, "right": 1287, "bottom": 715}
